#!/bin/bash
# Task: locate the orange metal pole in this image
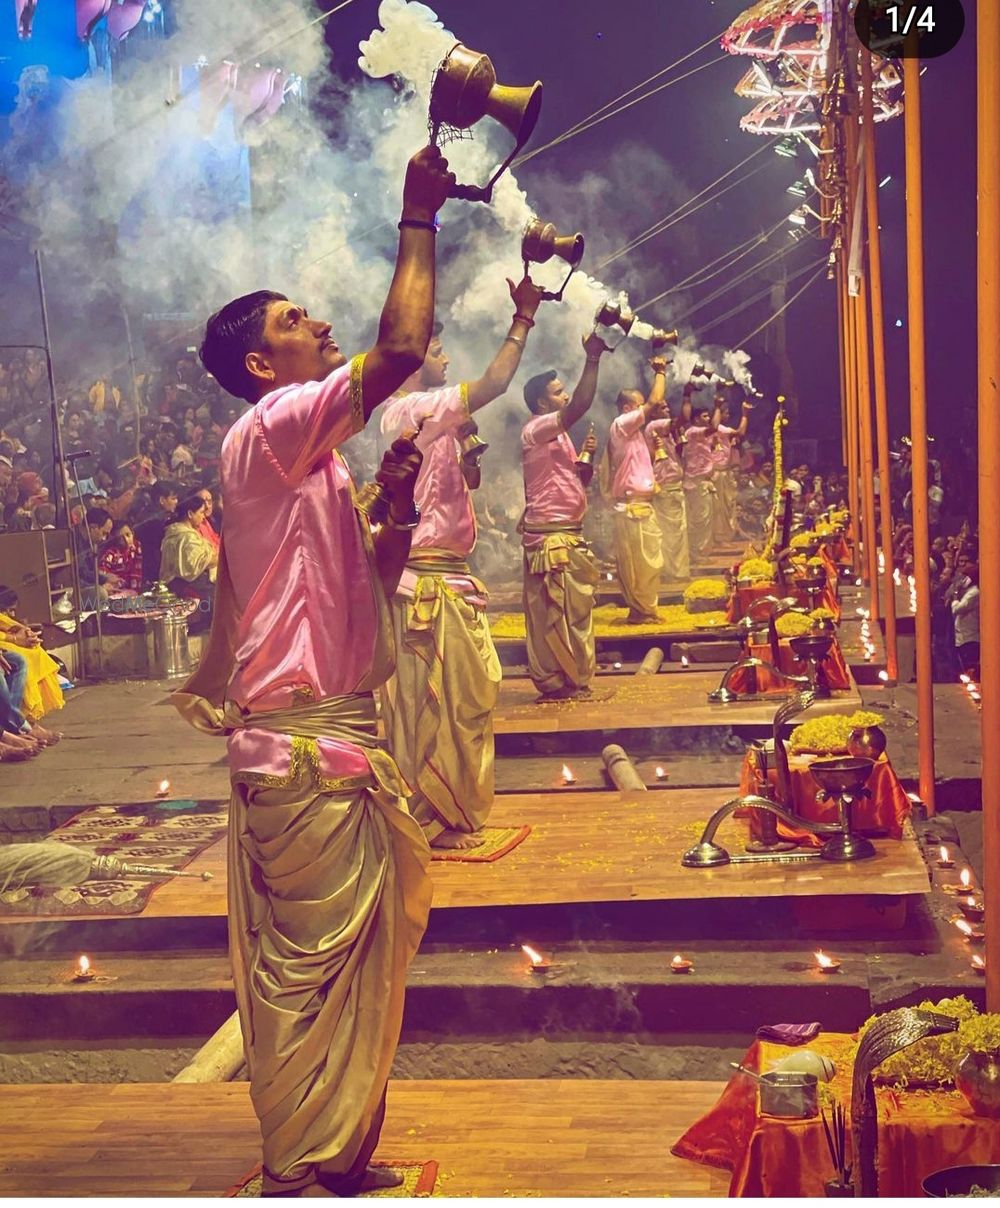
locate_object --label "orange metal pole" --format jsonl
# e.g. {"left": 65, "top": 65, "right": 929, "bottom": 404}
{"left": 844, "top": 267, "right": 862, "bottom": 576}
{"left": 855, "top": 274, "right": 881, "bottom": 613}
{"left": 843, "top": 116, "right": 864, "bottom": 579}
{"left": 903, "top": 54, "right": 936, "bottom": 810}
{"left": 977, "top": 0, "right": 1000, "bottom": 1010}
{"left": 861, "top": 53, "right": 899, "bottom": 681}
{"left": 836, "top": 262, "right": 849, "bottom": 467}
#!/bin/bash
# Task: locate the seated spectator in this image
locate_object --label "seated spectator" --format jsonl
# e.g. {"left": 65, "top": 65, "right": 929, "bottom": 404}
{"left": 193, "top": 486, "right": 221, "bottom": 550}
{"left": 159, "top": 492, "right": 218, "bottom": 632}
{"left": 98, "top": 521, "right": 143, "bottom": 593}
{"left": 134, "top": 481, "right": 179, "bottom": 585}
{"left": 73, "top": 507, "right": 119, "bottom": 607}
{"left": 0, "top": 648, "right": 57, "bottom": 759}
{"left": 0, "top": 585, "right": 65, "bottom": 727}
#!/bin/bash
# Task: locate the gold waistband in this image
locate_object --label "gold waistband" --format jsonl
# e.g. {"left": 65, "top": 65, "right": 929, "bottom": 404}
{"left": 406, "top": 548, "right": 472, "bottom": 576}
{"left": 223, "top": 692, "right": 380, "bottom": 747}
{"left": 520, "top": 520, "right": 584, "bottom": 536}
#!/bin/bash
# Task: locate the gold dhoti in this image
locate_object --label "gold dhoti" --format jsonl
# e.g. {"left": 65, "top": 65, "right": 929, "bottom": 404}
{"left": 613, "top": 501, "right": 663, "bottom": 620}
{"left": 685, "top": 478, "right": 714, "bottom": 565}
{"left": 225, "top": 695, "right": 431, "bottom": 1186}
{"left": 713, "top": 468, "right": 737, "bottom": 542}
{"left": 380, "top": 550, "right": 501, "bottom": 841}
{"left": 521, "top": 526, "right": 599, "bottom": 695}
{"left": 651, "top": 484, "right": 690, "bottom": 582}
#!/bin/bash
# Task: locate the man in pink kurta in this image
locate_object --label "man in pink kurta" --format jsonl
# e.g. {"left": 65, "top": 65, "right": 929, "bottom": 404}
{"left": 646, "top": 415, "right": 690, "bottom": 581}
{"left": 709, "top": 398, "right": 750, "bottom": 544}
{"left": 519, "top": 333, "right": 609, "bottom": 699}
{"left": 172, "top": 146, "right": 454, "bottom": 1197}
{"left": 681, "top": 388, "right": 721, "bottom": 566}
{"left": 606, "top": 359, "right": 669, "bottom": 622}
{"left": 379, "top": 280, "right": 544, "bottom": 849}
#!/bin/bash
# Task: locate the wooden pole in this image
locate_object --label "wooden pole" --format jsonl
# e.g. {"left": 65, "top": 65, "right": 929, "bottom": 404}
{"left": 601, "top": 744, "right": 647, "bottom": 792}
{"left": 903, "top": 54, "right": 936, "bottom": 810}
{"left": 172, "top": 1011, "right": 244, "bottom": 1083}
{"left": 635, "top": 648, "right": 665, "bottom": 676}
{"left": 836, "top": 261, "right": 849, "bottom": 468}
{"left": 861, "top": 52, "right": 900, "bottom": 681}
{"left": 977, "top": 0, "right": 1000, "bottom": 1009}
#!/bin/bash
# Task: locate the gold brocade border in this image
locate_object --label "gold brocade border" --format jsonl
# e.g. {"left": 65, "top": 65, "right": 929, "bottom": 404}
{"left": 350, "top": 353, "right": 367, "bottom": 434}
{"left": 459, "top": 380, "right": 470, "bottom": 416}
{"left": 237, "top": 734, "right": 372, "bottom": 793}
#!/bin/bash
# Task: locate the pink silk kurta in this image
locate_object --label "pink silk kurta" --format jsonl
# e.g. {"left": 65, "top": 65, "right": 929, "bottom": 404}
{"left": 220, "top": 355, "right": 384, "bottom": 785}
{"left": 521, "top": 412, "right": 587, "bottom": 550}
{"left": 608, "top": 408, "right": 656, "bottom": 499}
{"left": 682, "top": 424, "right": 716, "bottom": 480}
{"left": 380, "top": 384, "right": 475, "bottom": 558}
{"left": 710, "top": 423, "right": 739, "bottom": 471}
{"left": 645, "top": 419, "right": 684, "bottom": 486}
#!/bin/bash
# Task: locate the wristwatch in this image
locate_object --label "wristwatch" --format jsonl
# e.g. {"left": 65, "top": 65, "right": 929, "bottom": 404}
{"left": 386, "top": 502, "right": 421, "bottom": 531}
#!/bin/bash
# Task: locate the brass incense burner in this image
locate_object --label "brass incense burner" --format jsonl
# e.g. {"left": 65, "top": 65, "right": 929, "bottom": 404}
{"left": 428, "top": 43, "right": 542, "bottom": 203}
{"left": 788, "top": 632, "right": 835, "bottom": 698}
{"left": 521, "top": 218, "right": 585, "bottom": 301}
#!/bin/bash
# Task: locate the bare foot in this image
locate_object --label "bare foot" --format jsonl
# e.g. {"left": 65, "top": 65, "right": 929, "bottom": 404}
{"left": 0, "top": 741, "right": 33, "bottom": 762}
{"left": 431, "top": 829, "right": 485, "bottom": 850}
{"left": 29, "top": 723, "right": 61, "bottom": 746}
{"left": 360, "top": 1166, "right": 404, "bottom": 1191}
{"left": 3, "top": 732, "right": 40, "bottom": 755}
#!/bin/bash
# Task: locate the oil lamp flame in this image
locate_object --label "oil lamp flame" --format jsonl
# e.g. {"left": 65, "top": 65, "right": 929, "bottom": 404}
{"left": 878, "top": 670, "right": 889, "bottom": 683}
{"left": 670, "top": 954, "right": 693, "bottom": 972}
{"left": 521, "top": 944, "right": 549, "bottom": 971}
{"left": 938, "top": 845, "right": 952, "bottom": 865}
{"left": 960, "top": 868, "right": 972, "bottom": 889}
{"left": 156, "top": 779, "right": 171, "bottom": 798}
{"left": 77, "top": 955, "right": 90, "bottom": 975}
{"left": 561, "top": 764, "right": 576, "bottom": 785}
{"left": 681, "top": 655, "right": 689, "bottom": 668}
{"left": 814, "top": 950, "right": 839, "bottom": 970}
{"left": 972, "top": 954, "right": 986, "bottom": 971}
{"left": 655, "top": 766, "right": 666, "bottom": 780}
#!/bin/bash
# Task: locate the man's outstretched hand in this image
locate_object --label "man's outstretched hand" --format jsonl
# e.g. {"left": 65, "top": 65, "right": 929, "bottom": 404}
{"left": 507, "top": 274, "right": 545, "bottom": 319}
{"left": 402, "top": 146, "right": 456, "bottom": 220}
{"left": 376, "top": 433, "right": 423, "bottom": 522}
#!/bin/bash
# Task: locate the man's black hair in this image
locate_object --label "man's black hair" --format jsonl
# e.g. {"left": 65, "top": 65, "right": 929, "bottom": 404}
{"left": 85, "top": 506, "right": 112, "bottom": 529}
{"left": 199, "top": 290, "right": 287, "bottom": 403}
{"left": 523, "top": 370, "right": 558, "bottom": 415}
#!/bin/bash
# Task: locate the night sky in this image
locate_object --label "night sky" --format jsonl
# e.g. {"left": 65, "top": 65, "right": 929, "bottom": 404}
{"left": 325, "top": 0, "right": 978, "bottom": 449}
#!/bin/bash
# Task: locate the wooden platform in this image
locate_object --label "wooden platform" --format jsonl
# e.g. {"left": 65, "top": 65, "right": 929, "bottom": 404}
{"left": 0, "top": 1078, "right": 730, "bottom": 1198}
{"left": 495, "top": 671, "right": 862, "bottom": 734}
{"left": 0, "top": 790, "right": 928, "bottom": 928}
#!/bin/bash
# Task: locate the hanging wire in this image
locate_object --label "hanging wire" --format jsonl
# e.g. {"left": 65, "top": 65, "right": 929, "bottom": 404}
{"left": 673, "top": 237, "right": 815, "bottom": 325}
{"left": 514, "top": 53, "right": 728, "bottom": 168}
{"left": 596, "top": 143, "right": 778, "bottom": 270}
{"left": 635, "top": 214, "right": 789, "bottom": 312}
{"left": 247, "top": 0, "right": 358, "bottom": 64}
{"left": 728, "top": 263, "right": 828, "bottom": 347}
{"left": 517, "top": 28, "right": 723, "bottom": 161}
{"left": 697, "top": 257, "right": 826, "bottom": 340}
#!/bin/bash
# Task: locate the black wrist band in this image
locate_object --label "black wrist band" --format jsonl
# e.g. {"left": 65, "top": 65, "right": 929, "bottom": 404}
{"left": 399, "top": 218, "right": 438, "bottom": 233}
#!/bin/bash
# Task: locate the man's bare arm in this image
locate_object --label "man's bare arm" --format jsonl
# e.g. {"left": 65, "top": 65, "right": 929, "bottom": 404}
{"left": 361, "top": 148, "right": 455, "bottom": 420}
{"left": 371, "top": 435, "right": 423, "bottom": 595}
{"left": 466, "top": 276, "right": 545, "bottom": 413}
{"left": 561, "top": 332, "right": 610, "bottom": 429}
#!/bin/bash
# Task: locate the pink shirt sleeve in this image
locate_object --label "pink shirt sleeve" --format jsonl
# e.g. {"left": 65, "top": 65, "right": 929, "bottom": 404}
{"left": 383, "top": 385, "right": 469, "bottom": 448}
{"left": 522, "top": 412, "right": 564, "bottom": 448}
{"left": 612, "top": 409, "right": 646, "bottom": 438}
{"left": 257, "top": 355, "right": 364, "bottom": 485}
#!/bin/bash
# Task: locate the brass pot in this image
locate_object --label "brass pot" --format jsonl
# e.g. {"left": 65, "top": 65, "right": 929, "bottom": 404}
{"left": 956, "top": 1050, "right": 1000, "bottom": 1119}
{"left": 847, "top": 725, "right": 887, "bottom": 761}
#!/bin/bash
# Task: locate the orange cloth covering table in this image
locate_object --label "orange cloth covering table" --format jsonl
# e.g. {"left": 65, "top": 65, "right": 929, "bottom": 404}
{"left": 672, "top": 1033, "right": 1000, "bottom": 1198}
{"left": 728, "top": 581, "right": 841, "bottom": 624}
{"left": 727, "top": 638, "right": 851, "bottom": 696}
{"left": 739, "top": 750, "right": 911, "bottom": 844}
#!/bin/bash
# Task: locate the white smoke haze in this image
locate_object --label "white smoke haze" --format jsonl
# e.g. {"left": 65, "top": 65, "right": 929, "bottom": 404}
{"left": 2, "top": 0, "right": 757, "bottom": 467}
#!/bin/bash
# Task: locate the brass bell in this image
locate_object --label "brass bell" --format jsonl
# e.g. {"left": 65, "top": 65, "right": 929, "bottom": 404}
{"left": 650, "top": 328, "right": 679, "bottom": 351}
{"left": 691, "top": 363, "right": 711, "bottom": 378}
{"left": 458, "top": 421, "right": 490, "bottom": 467}
{"left": 355, "top": 481, "right": 390, "bottom": 525}
{"left": 652, "top": 433, "right": 670, "bottom": 463}
{"left": 577, "top": 422, "right": 596, "bottom": 466}
{"left": 428, "top": 43, "right": 543, "bottom": 204}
